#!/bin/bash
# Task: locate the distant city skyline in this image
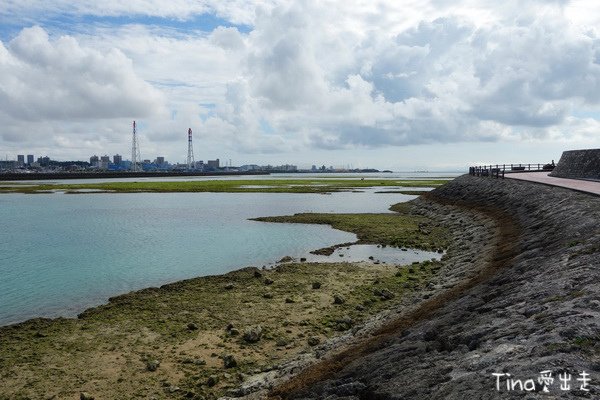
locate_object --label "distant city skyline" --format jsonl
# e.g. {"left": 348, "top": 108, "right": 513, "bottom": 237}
{"left": 1, "top": 2, "right": 599, "bottom": 170}
{"left": 2, "top": 150, "right": 386, "bottom": 172}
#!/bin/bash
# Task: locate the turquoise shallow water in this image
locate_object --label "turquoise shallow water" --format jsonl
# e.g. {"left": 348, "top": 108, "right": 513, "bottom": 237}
{"left": 0, "top": 189, "right": 419, "bottom": 326}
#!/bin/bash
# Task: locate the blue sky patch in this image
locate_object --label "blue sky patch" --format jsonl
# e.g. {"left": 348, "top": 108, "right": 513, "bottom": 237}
{"left": 260, "top": 118, "right": 275, "bottom": 134}
{"left": 571, "top": 110, "right": 600, "bottom": 120}
{"left": 199, "top": 103, "right": 217, "bottom": 121}
{"left": 0, "top": 12, "right": 251, "bottom": 42}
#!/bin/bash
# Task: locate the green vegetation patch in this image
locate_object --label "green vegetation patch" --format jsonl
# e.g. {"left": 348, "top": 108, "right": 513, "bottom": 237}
{"left": 253, "top": 204, "right": 448, "bottom": 251}
{"left": 0, "top": 178, "right": 448, "bottom": 194}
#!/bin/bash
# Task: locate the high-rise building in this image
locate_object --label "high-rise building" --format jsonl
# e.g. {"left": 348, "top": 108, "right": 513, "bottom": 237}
{"left": 90, "top": 155, "right": 99, "bottom": 166}
{"left": 17, "top": 155, "right": 25, "bottom": 166}
{"left": 37, "top": 156, "right": 50, "bottom": 167}
{"left": 156, "top": 156, "right": 165, "bottom": 165}
{"left": 27, "top": 155, "right": 34, "bottom": 165}
{"left": 99, "top": 155, "right": 110, "bottom": 170}
{"left": 113, "top": 154, "right": 122, "bottom": 165}
{"left": 207, "top": 159, "right": 220, "bottom": 169}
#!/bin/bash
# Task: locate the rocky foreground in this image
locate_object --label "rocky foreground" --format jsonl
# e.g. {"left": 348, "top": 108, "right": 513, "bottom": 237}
{"left": 231, "top": 174, "right": 600, "bottom": 399}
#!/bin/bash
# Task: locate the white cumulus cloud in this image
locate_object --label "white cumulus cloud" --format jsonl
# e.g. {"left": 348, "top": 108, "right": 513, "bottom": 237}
{"left": 2, "top": 0, "right": 600, "bottom": 168}
{"left": 0, "top": 26, "right": 164, "bottom": 123}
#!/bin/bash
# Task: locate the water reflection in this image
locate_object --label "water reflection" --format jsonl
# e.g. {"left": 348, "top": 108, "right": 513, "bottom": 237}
{"left": 276, "top": 244, "right": 442, "bottom": 265}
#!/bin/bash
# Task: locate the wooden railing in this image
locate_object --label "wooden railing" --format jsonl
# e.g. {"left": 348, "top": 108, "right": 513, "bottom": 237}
{"left": 469, "top": 163, "right": 555, "bottom": 178}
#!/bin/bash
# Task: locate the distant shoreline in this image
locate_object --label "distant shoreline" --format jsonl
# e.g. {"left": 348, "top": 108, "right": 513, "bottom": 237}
{"left": 0, "top": 170, "right": 270, "bottom": 181}
{"left": 0, "top": 170, "right": 397, "bottom": 181}
{"left": 0, "top": 177, "right": 447, "bottom": 194}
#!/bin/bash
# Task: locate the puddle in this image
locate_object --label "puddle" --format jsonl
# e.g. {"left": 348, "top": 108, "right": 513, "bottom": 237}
{"left": 237, "top": 185, "right": 280, "bottom": 189}
{"left": 25, "top": 188, "right": 116, "bottom": 194}
{"left": 373, "top": 186, "right": 434, "bottom": 194}
{"left": 279, "top": 244, "right": 442, "bottom": 265}
{"left": 288, "top": 183, "right": 328, "bottom": 187}
{"left": 0, "top": 184, "right": 37, "bottom": 187}
{"left": 239, "top": 184, "right": 334, "bottom": 189}
{"left": 66, "top": 189, "right": 114, "bottom": 193}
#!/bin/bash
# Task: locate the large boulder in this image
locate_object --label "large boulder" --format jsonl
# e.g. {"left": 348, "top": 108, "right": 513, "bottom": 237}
{"left": 243, "top": 326, "right": 263, "bottom": 343}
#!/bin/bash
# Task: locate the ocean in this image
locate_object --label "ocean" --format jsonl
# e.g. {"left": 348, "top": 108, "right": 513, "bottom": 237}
{"left": 0, "top": 183, "right": 444, "bottom": 326}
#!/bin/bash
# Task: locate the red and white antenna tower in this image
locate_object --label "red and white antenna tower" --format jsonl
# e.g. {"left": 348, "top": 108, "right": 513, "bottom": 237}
{"left": 187, "top": 128, "right": 195, "bottom": 169}
{"left": 131, "top": 120, "right": 141, "bottom": 171}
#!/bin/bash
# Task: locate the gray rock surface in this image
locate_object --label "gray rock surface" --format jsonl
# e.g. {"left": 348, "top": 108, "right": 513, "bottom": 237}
{"left": 550, "top": 148, "right": 600, "bottom": 180}
{"left": 281, "top": 175, "right": 600, "bottom": 399}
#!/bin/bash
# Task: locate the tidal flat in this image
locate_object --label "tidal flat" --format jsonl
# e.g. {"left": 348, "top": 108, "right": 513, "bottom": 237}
{"left": 0, "top": 178, "right": 447, "bottom": 194}
{"left": 0, "top": 182, "right": 441, "bottom": 325}
{"left": 0, "top": 197, "right": 450, "bottom": 400}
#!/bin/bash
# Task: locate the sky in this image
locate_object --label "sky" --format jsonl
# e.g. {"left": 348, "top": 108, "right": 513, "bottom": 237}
{"left": 1, "top": 1, "right": 600, "bottom": 171}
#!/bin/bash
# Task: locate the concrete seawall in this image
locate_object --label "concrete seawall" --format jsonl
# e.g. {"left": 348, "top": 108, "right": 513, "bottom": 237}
{"left": 550, "top": 148, "right": 600, "bottom": 180}
{"left": 278, "top": 175, "right": 600, "bottom": 399}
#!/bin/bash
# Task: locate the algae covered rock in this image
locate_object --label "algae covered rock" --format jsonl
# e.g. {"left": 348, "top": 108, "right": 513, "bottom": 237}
{"left": 333, "top": 294, "right": 346, "bottom": 304}
{"left": 374, "top": 288, "right": 395, "bottom": 300}
{"left": 307, "top": 336, "right": 321, "bottom": 346}
{"left": 243, "top": 325, "right": 263, "bottom": 343}
{"left": 223, "top": 354, "right": 237, "bottom": 369}
{"left": 187, "top": 322, "right": 199, "bottom": 330}
{"left": 146, "top": 359, "right": 160, "bottom": 372}
{"left": 207, "top": 374, "right": 219, "bottom": 386}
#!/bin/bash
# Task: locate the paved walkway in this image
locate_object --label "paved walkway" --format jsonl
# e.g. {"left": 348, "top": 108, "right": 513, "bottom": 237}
{"left": 505, "top": 172, "right": 600, "bottom": 196}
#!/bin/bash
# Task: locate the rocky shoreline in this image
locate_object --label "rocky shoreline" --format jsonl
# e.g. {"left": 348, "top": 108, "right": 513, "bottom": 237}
{"left": 221, "top": 175, "right": 501, "bottom": 399}
{"left": 251, "top": 174, "right": 600, "bottom": 399}
{"left": 2, "top": 174, "right": 598, "bottom": 399}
